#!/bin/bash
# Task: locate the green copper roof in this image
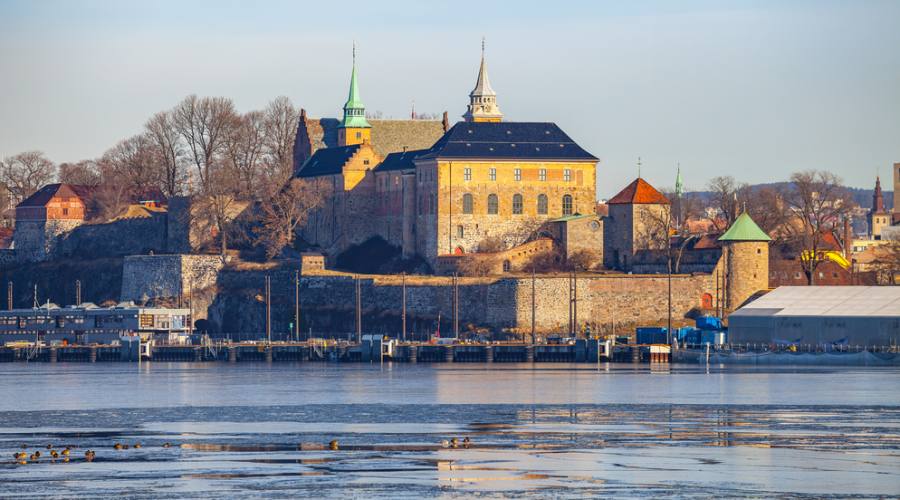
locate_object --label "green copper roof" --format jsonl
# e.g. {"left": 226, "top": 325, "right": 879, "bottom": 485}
{"left": 719, "top": 212, "right": 771, "bottom": 242}
{"left": 341, "top": 58, "right": 371, "bottom": 129}
{"left": 674, "top": 165, "right": 683, "bottom": 197}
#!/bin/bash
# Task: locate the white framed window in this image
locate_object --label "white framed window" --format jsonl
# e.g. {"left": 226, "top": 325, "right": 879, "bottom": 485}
{"left": 464, "top": 168, "right": 471, "bottom": 181}
{"left": 539, "top": 169, "right": 547, "bottom": 181}
{"left": 514, "top": 168, "right": 521, "bottom": 181}
{"left": 489, "top": 168, "right": 497, "bottom": 181}
{"left": 564, "top": 169, "right": 571, "bottom": 182}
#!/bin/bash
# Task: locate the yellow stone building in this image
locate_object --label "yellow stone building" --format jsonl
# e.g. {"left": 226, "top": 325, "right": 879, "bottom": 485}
{"left": 295, "top": 47, "right": 599, "bottom": 268}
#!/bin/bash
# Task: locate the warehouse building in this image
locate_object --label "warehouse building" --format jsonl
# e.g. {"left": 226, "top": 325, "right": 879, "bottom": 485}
{"left": 728, "top": 286, "right": 900, "bottom": 346}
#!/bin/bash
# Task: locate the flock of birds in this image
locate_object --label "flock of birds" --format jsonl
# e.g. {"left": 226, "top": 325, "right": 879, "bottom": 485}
{"left": 11, "top": 442, "right": 168, "bottom": 465}
{"left": 13, "top": 437, "right": 473, "bottom": 464}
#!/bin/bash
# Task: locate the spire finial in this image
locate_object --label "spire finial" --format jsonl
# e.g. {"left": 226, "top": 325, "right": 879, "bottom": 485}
{"left": 481, "top": 36, "right": 485, "bottom": 57}
{"left": 352, "top": 40, "right": 356, "bottom": 63}
{"left": 637, "top": 156, "right": 642, "bottom": 178}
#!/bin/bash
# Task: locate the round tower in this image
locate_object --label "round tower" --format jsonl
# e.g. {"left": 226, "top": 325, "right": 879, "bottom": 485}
{"left": 719, "top": 212, "right": 771, "bottom": 311}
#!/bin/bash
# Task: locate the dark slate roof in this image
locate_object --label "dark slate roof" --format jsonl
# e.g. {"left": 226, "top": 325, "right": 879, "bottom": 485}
{"left": 418, "top": 122, "right": 597, "bottom": 162}
{"left": 17, "top": 183, "right": 95, "bottom": 208}
{"left": 296, "top": 145, "right": 360, "bottom": 178}
{"left": 376, "top": 149, "right": 430, "bottom": 172}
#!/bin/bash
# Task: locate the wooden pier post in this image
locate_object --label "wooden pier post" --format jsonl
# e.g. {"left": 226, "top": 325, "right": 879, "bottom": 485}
{"left": 228, "top": 346, "right": 238, "bottom": 363}
{"left": 408, "top": 345, "right": 417, "bottom": 364}
{"left": 444, "top": 345, "right": 454, "bottom": 363}
{"left": 265, "top": 346, "right": 273, "bottom": 363}
{"left": 89, "top": 346, "right": 97, "bottom": 363}
{"left": 484, "top": 345, "right": 493, "bottom": 363}
{"left": 525, "top": 345, "right": 535, "bottom": 363}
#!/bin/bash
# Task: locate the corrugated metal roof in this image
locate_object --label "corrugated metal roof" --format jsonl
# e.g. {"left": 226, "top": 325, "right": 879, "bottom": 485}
{"left": 732, "top": 286, "right": 900, "bottom": 318}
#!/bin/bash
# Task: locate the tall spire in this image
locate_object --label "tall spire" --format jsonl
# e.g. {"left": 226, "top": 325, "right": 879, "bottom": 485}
{"left": 675, "top": 162, "right": 683, "bottom": 197}
{"left": 463, "top": 38, "right": 503, "bottom": 122}
{"left": 873, "top": 175, "right": 885, "bottom": 213}
{"left": 341, "top": 41, "right": 370, "bottom": 130}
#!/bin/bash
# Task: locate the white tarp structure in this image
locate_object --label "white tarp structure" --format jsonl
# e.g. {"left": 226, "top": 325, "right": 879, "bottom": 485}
{"left": 728, "top": 286, "right": 900, "bottom": 346}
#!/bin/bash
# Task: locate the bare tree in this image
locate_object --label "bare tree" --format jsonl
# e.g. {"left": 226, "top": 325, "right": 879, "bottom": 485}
{"left": 261, "top": 96, "right": 300, "bottom": 186}
{"left": 255, "top": 178, "right": 324, "bottom": 258}
{"left": 0, "top": 151, "right": 57, "bottom": 203}
{"left": 705, "top": 176, "right": 751, "bottom": 230}
{"left": 174, "top": 95, "right": 237, "bottom": 193}
{"left": 100, "top": 134, "right": 162, "bottom": 195}
{"left": 145, "top": 110, "right": 186, "bottom": 198}
{"left": 58, "top": 160, "right": 101, "bottom": 186}
{"left": 192, "top": 166, "right": 246, "bottom": 259}
{"left": 457, "top": 255, "right": 497, "bottom": 276}
{"left": 868, "top": 241, "right": 900, "bottom": 285}
{"left": 782, "top": 170, "right": 855, "bottom": 285}
{"left": 226, "top": 111, "right": 266, "bottom": 198}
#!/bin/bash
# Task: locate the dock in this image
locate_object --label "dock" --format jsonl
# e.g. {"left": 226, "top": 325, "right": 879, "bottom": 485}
{"left": 0, "top": 338, "right": 671, "bottom": 364}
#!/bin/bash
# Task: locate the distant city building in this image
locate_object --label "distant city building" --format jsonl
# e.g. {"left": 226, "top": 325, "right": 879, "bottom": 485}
{"left": 0, "top": 303, "right": 192, "bottom": 345}
{"left": 868, "top": 176, "right": 891, "bottom": 239}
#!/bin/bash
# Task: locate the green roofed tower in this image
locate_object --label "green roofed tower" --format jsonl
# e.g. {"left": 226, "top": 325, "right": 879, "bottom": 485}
{"left": 719, "top": 212, "right": 772, "bottom": 242}
{"left": 338, "top": 43, "right": 371, "bottom": 147}
{"left": 720, "top": 212, "right": 770, "bottom": 312}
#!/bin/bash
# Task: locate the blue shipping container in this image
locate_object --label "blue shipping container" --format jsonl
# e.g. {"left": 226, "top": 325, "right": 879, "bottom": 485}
{"left": 696, "top": 316, "right": 724, "bottom": 331}
{"left": 636, "top": 327, "right": 668, "bottom": 345}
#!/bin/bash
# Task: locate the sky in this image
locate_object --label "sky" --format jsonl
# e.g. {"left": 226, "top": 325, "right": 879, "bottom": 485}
{"left": 1, "top": 0, "right": 898, "bottom": 198}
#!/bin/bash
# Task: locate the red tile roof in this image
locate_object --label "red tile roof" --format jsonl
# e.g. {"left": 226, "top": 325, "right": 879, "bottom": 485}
{"left": 607, "top": 178, "right": 670, "bottom": 205}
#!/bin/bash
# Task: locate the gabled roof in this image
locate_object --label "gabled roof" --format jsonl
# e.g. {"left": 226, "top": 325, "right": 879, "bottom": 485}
{"left": 417, "top": 122, "right": 597, "bottom": 162}
{"left": 296, "top": 145, "right": 361, "bottom": 178}
{"left": 607, "top": 178, "right": 669, "bottom": 205}
{"left": 376, "top": 149, "right": 429, "bottom": 172}
{"left": 719, "top": 212, "right": 771, "bottom": 242}
{"left": 17, "top": 183, "right": 95, "bottom": 208}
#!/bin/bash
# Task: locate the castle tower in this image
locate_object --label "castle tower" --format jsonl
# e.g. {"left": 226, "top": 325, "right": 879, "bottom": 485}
{"left": 462, "top": 39, "right": 503, "bottom": 123}
{"left": 719, "top": 212, "right": 771, "bottom": 311}
{"left": 337, "top": 44, "right": 372, "bottom": 147}
{"left": 869, "top": 176, "right": 890, "bottom": 239}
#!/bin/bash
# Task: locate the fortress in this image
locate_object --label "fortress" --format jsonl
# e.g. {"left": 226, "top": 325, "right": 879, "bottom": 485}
{"left": 1, "top": 45, "right": 773, "bottom": 336}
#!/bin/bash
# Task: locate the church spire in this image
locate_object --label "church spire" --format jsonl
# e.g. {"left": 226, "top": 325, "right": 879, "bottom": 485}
{"left": 338, "top": 42, "right": 371, "bottom": 146}
{"left": 463, "top": 38, "right": 503, "bottom": 123}
{"left": 675, "top": 163, "right": 683, "bottom": 197}
{"left": 873, "top": 175, "right": 885, "bottom": 213}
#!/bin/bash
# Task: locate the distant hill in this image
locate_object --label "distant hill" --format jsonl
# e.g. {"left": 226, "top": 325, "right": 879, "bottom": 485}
{"left": 686, "top": 182, "right": 893, "bottom": 211}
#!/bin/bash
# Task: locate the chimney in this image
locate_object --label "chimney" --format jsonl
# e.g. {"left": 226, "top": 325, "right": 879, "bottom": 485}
{"left": 442, "top": 111, "right": 449, "bottom": 132}
{"left": 843, "top": 216, "right": 852, "bottom": 259}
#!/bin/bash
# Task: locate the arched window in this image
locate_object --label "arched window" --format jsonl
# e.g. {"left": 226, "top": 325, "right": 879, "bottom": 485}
{"left": 537, "top": 194, "right": 548, "bottom": 215}
{"left": 487, "top": 194, "right": 498, "bottom": 214}
{"left": 462, "top": 194, "right": 473, "bottom": 214}
{"left": 562, "top": 194, "right": 573, "bottom": 215}
{"left": 512, "top": 194, "right": 523, "bottom": 214}
{"left": 502, "top": 260, "right": 511, "bottom": 272}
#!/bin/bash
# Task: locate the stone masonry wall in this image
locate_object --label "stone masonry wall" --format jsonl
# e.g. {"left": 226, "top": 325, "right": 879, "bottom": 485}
{"left": 121, "top": 254, "right": 224, "bottom": 319}
{"left": 202, "top": 269, "right": 715, "bottom": 338}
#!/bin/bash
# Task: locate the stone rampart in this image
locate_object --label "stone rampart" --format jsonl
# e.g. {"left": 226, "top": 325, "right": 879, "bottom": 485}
{"left": 202, "top": 269, "right": 715, "bottom": 338}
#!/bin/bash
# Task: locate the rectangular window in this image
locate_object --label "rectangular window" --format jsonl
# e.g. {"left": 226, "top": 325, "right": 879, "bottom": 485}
{"left": 356, "top": 132, "right": 362, "bottom": 139}
{"left": 514, "top": 169, "right": 521, "bottom": 181}
{"left": 464, "top": 168, "right": 471, "bottom": 181}
{"left": 489, "top": 168, "right": 497, "bottom": 181}
{"left": 564, "top": 169, "right": 571, "bottom": 182}
{"left": 363, "top": 159, "right": 370, "bottom": 165}
{"left": 539, "top": 169, "right": 547, "bottom": 181}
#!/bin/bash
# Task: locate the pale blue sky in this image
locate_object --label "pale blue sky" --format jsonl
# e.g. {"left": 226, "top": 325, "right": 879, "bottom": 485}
{"left": 1, "top": 0, "right": 898, "bottom": 197}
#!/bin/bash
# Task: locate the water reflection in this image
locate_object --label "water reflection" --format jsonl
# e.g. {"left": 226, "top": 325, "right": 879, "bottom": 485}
{"left": 0, "top": 364, "right": 898, "bottom": 497}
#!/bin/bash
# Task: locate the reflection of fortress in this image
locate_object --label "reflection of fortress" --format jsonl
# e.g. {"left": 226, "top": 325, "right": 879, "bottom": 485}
{"left": 292, "top": 48, "right": 597, "bottom": 267}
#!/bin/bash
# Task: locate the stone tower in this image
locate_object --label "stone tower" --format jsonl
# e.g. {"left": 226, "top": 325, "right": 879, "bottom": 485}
{"left": 869, "top": 176, "right": 890, "bottom": 239}
{"left": 337, "top": 44, "right": 372, "bottom": 147}
{"left": 719, "top": 212, "right": 771, "bottom": 311}
{"left": 462, "top": 40, "right": 503, "bottom": 123}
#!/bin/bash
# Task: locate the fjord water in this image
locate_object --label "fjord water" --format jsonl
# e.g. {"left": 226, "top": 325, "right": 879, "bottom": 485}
{"left": 1, "top": 363, "right": 898, "bottom": 498}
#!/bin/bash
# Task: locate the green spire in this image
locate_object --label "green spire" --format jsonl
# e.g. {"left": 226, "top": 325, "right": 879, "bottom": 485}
{"left": 341, "top": 43, "right": 371, "bottom": 129}
{"left": 675, "top": 163, "right": 683, "bottom": 197}
{"left": 719, "top": 212, "right": 771, "bottom": 242}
